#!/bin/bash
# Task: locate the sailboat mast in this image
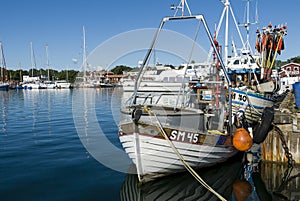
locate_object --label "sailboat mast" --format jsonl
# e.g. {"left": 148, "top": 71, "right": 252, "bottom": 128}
{"left": 19, "top": 62, "right": 22, "bottom": 82}
{"left": 82, "top": 26, "right": 87, "bottom": 83}
{"left": 30, "top": 42, "right": 37, "bottom": 77}
{"left": 46, "top": 44, "right": 50, "bottom": 81}
{"left": 0, "top": 41, "right": 7, "bottom": 81}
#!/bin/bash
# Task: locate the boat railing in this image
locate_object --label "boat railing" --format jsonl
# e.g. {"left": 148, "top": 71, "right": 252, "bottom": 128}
{"left": 127, "top": 91, "right": 190, "bottom": 107}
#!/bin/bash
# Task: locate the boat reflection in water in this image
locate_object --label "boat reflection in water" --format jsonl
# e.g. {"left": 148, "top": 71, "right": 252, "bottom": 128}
{"left": 120, "top": 155, "right": 244, "bottom": 201}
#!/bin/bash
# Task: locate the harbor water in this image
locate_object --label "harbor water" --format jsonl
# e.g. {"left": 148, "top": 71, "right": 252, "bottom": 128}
{"left": 0, "top": 88, "right": 299, "bottom": 201}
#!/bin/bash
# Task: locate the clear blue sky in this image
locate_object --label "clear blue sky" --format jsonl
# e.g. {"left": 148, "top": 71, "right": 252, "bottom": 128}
{"left": 0, "top": 0, "right": 299, "bottom": 71}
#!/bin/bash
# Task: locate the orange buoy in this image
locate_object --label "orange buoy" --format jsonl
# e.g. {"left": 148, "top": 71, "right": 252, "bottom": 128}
{"left": 233, "top": 128, "right": 253, "bottom": 151}
{"left": 233, "top": 179, "right": 252, "bottom": 201}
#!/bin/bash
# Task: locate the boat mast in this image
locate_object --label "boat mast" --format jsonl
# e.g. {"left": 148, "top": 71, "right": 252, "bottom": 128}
{"left": 0, "top": 42, "right": 4, "bottom": 81}
{"left": 239, "top": 0, "right": 258, "bottom": 53}
{"left": 171, "top": 0, "right": 192, "bottom": 16}
{"left": 45, "top": 44, "right": 50, "bottom": 81}
{"left": 0, "top": 41, "right": 8, "bottom": 82}
{"left": 224, "top": 0, "right": 229, "bottom": 64}
{"left": 30, "top": 42, "right": 37, "bottom": 77}
{"left": 207, "top": 0, "right": 246, "bottom": 64}
{"left": 19, "top": 62, "right": 22, "bottom": 82}
{"left": 82, "top": 26, "right": 87, "bottom": 83}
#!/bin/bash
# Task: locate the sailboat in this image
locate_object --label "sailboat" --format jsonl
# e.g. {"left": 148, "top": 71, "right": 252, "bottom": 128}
{"left": 22, "top": 42, "right": 41, "bottom": 89}
{"left": 118, "top": 0, "right": 251, "bottom": 185}
{"left": 0, "top": 41, "right": 9, "bottom": 91}
{"left": 40, "top": 44, "right": 56, "bottom": 89}
{"left": 74, "top": 26, "right": 94, "bottom": 88}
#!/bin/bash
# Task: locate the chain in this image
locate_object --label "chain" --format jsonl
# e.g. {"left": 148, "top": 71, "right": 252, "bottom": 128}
{"left": 272, "top": 124, "right": 295, "bottom": 168}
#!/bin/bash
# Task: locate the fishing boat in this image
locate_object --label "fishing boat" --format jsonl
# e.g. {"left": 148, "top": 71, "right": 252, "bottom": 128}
{"left": 226, "top": 23, "right": 287, "bottom": 125}
{"left": 118, "top": 1, "right": 252, "bottom": 184}
{"left": 209, "top": 0, "right": 288, "bottom": 125}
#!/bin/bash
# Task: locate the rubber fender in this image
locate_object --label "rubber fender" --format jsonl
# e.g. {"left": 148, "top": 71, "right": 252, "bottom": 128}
{"left": 132, "top": 109, "right": 142, "bottom": 124}
{"left": 253, "top": 107, "right": 274, "bottom": 144}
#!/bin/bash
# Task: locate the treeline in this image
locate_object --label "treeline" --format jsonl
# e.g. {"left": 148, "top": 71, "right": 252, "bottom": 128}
{"left": 3, "top": 65, "right": 133, "bottom": 83}
{"left": 5, "top": 68, "right": 80, "bottom": 83}
{"left": 276, "top": 56, "right": 300, "bottom": 67}
{"left": 3, "top": 56, "right": 300, "bottom": 83}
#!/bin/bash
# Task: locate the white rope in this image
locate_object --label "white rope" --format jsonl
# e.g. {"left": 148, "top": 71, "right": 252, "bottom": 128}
{"left": 144, "top": 106, "right": 227, "bottom": 201}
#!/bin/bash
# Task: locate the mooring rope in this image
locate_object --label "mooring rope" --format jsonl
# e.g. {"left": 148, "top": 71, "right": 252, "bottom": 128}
{"left": 143, "top": 106, "right": 227, "bottom": 201}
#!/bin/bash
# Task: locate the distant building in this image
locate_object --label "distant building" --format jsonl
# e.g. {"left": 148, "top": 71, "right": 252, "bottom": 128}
{"left": 279, "top": 63, "right": 300, "bottom": 77}
{"left": 278, "top": 63, "right": 300, "bottom": 94}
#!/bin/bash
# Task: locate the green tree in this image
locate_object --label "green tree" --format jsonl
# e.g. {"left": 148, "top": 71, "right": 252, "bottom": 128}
{"left": 111, "top": 65, "right": 132, "bottom": 74}
{"left": 287, "top": 56, "right": 300, "bottom": 63}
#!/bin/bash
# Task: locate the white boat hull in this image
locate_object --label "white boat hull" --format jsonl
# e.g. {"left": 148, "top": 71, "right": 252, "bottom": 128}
{"left": 122, "top": 81, "right": 185, "bottom": 92}
{"left": 231, "top": 89, "right": 275, "bottom": 123}
{"left": 23, "top": 83, "right": 40, "bottom": 89}
{"left": 0, "top": 83, "right": 9, "bottom": 91}
{"left": 55, "top": 81, "right": 71, "bottom": 89}
{"left": 119, "top": 106, "right": 237, "bottom": 182}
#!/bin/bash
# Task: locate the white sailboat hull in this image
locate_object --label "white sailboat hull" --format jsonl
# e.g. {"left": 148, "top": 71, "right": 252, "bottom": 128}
{"left": 55, "top": 81, "right": 71, "bottom": 89}
{"left": 0, "top": 83, "right": 9, "bottom": 91}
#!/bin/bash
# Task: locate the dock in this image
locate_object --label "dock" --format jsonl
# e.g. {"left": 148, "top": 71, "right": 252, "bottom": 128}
{"left": 261, "top": 91, "right": 300, "bottom": 164}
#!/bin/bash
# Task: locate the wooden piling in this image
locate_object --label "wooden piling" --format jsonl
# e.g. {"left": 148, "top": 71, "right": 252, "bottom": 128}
{"left": 261, "top": 92, "right": 300, "bottom": 164}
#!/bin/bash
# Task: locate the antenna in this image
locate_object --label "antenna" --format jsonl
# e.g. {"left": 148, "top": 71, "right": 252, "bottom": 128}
{"left": 171, "top": 0, "right": 192, "bottom": 16}
{"left": 238, "top": 0, "right": 259, "bottom": 52}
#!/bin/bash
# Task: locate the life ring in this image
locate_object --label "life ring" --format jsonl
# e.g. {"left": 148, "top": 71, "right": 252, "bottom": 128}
{"left": 253, "top": 107, "right": 274, "bottom": 144}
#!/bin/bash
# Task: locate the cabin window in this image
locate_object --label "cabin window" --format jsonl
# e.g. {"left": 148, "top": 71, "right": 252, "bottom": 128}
{"left": 286, "top": 67, "right": 291, "bottom": 71}
{"left": 233, "top": 60, "right": 239, "bottom": 65}
{"left": 169, "top": 77, "right": 175, "bottom": 82}
{"left": 176, "top": 77, "right": 183, "bottom": 82}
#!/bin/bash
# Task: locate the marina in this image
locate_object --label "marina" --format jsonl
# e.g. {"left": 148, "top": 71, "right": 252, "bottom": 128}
{"left": 0, "top": 88, "right": 299, "bottom": 201}
{"left": 0, "top": 0, "right": 300, "bottom": 200}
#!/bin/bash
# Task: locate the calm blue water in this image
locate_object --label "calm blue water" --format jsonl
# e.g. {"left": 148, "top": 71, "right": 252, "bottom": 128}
{"left": 0, "top": 88, "right": 297, "bottom": 201}
{"left": 0, "top": 88, "right": 127, "bottom": 201}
